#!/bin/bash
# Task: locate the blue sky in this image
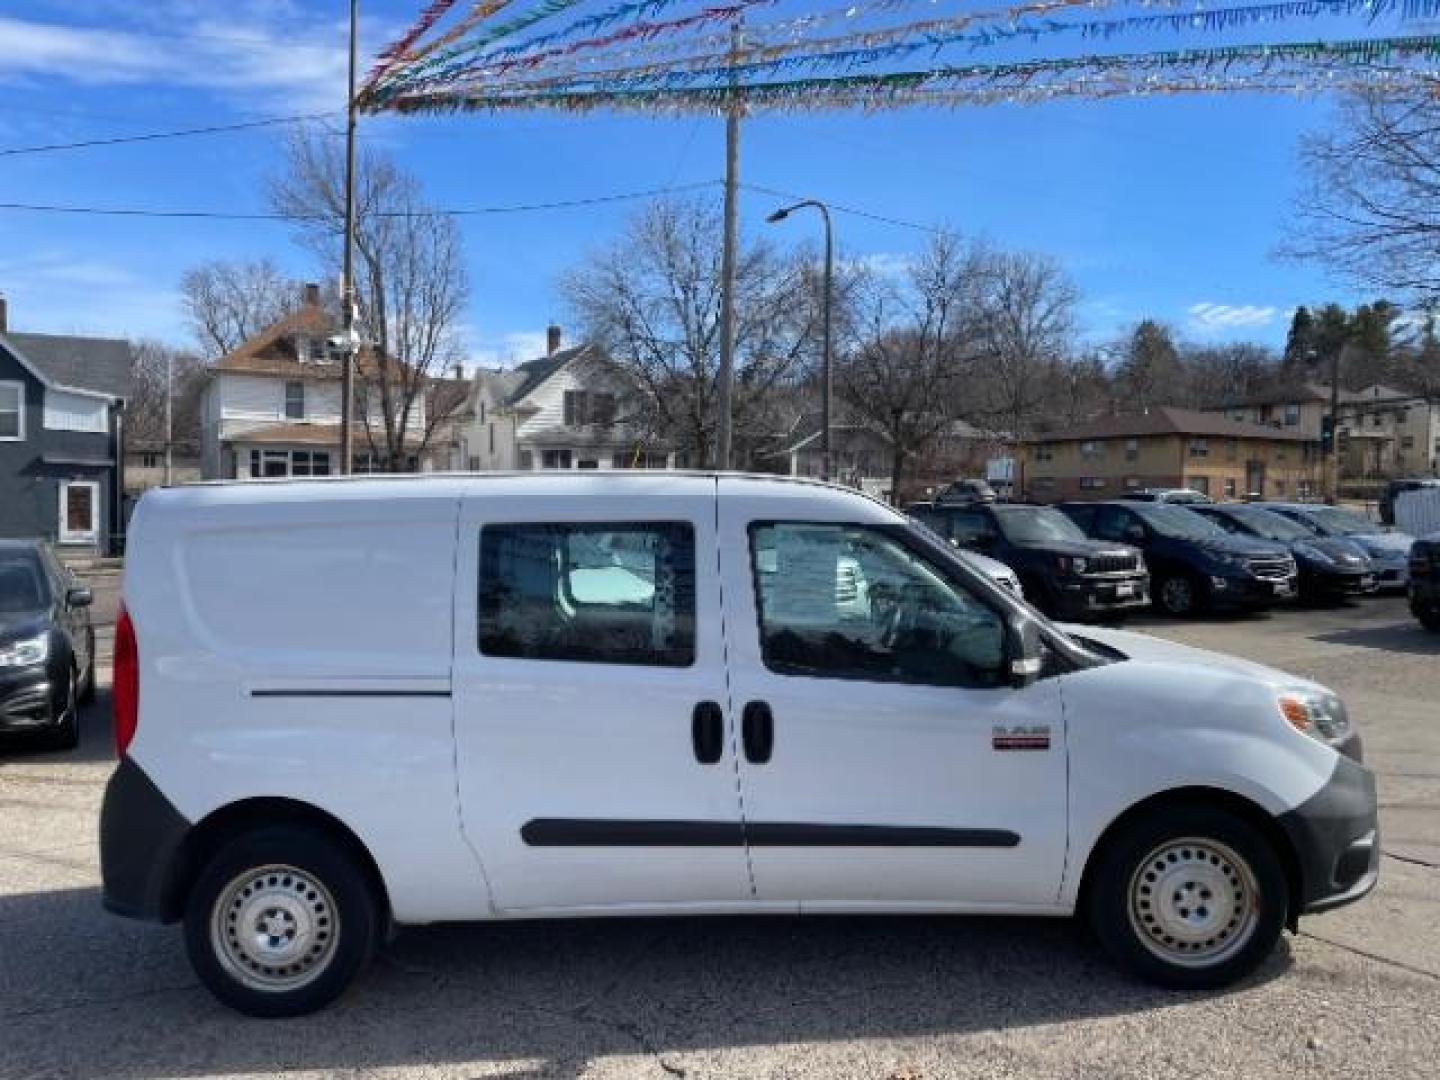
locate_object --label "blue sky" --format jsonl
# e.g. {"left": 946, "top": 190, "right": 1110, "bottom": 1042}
{"left": 0, "top": 0, "right": 1409, "bottom": 365}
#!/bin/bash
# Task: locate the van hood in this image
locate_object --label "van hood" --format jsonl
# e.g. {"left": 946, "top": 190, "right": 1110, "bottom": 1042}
{"left": 1189, "top": 533, "right": 1287, "bottom": 558}
{"left": 1059, "top": 622, "right": 1324, "bottom": 694}
{"left": 1016, "top": 538, "right": 1136, "bottom": 560}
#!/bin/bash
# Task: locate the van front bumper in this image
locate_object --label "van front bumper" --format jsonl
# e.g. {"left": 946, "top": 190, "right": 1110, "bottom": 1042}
{"left": 100, "top": 756, "right": 192, "bottom": 923}
{"left": 1277, "top": 753, "right": 1380, "bottom": 916}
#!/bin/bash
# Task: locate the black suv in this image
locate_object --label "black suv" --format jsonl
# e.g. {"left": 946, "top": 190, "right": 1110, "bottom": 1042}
{"left": 1058, "top": 501, "right": 1297, "bottom": 616}
{"left": 0, "top": 539, "right": 95, "bottom": 751}
{"left": 906, "top": 501, "right": 1149, "bottom": 620}
{"left": 1189, "top": 503, "right": 1376, "bottom": 602}
{"left": 1410, "top": 534, "right": 1440, "bottom": 631}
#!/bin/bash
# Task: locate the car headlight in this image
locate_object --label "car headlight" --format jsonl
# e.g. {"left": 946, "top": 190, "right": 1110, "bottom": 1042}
{"left": 1056, "top": 555, "right": 1088, "bottom": 575}
{"left": 1294, "top": 543, "right": 1333, "bottom": 566}
{"left": 1278, "top": 689, "right": 1351, "bottom": 747}
{"left": 0, "top": 633, "right": 49, "bottom": 668}
{"left": 1218, "top": 552, "right": 1250, "bottom": 570}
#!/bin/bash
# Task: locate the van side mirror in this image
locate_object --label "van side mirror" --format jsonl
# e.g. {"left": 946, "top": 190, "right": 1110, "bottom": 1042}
{"left": 1005, "top": 615, "right": 1043, "bottom": 689}
{"left": 66, "top": 585, "right": 93, "bottom": 608}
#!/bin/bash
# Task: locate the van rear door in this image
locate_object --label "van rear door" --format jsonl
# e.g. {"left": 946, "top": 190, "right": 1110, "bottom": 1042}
{"left": 451, "top": 476, "right": 750, "bottom": 911}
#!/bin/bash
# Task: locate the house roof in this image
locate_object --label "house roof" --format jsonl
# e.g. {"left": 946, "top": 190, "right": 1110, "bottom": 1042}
{"left": 1, "top": 331, "right": 132, "bottom": 399}
{"left": 214, "top": 305, "right": 341, "bottom": 380}
{"left": 1216, "top": 381, "right": 1416, "bottom": 409}
{"left": 504, "top": 345, "right": 591, "bottom": 405}
{"left": 1030, "top": 406, "right": 1310, "bottom": 443}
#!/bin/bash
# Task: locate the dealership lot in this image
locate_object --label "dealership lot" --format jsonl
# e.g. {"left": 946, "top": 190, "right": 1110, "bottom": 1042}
{"left": 1, "top": 594, "right": 1437, "bottom": 1079}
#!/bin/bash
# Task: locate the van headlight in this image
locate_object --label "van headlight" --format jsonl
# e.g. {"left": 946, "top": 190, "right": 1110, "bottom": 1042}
{"left": 0, "top": 633, "right": 49, "bottom": 668}
{"left": 1278, "top": 689, "right": 1351, "bottom": 746}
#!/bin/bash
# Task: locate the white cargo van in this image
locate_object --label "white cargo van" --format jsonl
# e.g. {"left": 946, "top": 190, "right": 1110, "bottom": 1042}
{"left": 101, "top": 474, "right": 1377, "bottom": 1017}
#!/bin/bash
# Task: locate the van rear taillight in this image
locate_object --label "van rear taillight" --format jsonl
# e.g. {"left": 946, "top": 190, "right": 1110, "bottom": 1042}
{"left": 113, "top": 604, "right": 139, "bottom": 757}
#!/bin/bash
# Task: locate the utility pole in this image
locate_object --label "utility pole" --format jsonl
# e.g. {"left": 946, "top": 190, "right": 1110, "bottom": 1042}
{"left": 163, "top": 348, "right": 173, "bottom": 486}
{"left": 715, "top": 20, "right": 742, "bottom": 471}
{"left": 340, "top": 0, "right": 360, "bottom": 476}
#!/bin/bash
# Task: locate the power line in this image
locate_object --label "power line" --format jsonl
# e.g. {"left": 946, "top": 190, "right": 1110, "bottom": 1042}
{"left": 741, "top": 181, "right": 944, "bottom": 235}
{"left": 0, "top": 113, "right": 339, "bottom": 158}
{"left": 0, "top": 181, "right": 722, "bottom": 221}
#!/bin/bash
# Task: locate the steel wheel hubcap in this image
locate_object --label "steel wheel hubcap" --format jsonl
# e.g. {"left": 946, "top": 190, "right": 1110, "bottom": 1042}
{"left": 1162, "top": 579, "right": 1192, "bottom": 612}
{"left": 1128, "top": 838, "right": 1260, "bottom": 968}
{"left": 211, "top": 864, "right": 339, "bottom": 992}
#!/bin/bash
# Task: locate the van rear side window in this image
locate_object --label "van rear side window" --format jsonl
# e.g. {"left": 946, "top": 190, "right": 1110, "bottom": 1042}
{"left": 478, "top": 522, "right": 696, "bottom": 667}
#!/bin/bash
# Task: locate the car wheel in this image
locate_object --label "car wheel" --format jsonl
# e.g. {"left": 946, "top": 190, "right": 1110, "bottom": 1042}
{"left": 1156, "top": 574, "right": 1200, "bottom": 617}
{"left": 184, "top": 826, "right": 379, "bottom": 1018}
{"left": 1087, "top": 805, "right": 1287, "bottom": 990}
{"left": 43, "top": 667, "right": 80, "bottom": 752}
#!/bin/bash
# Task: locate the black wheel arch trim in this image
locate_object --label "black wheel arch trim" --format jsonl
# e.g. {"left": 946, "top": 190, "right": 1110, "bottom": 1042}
{"left": 100, "top": 756, "right": 193, "bottom": 923}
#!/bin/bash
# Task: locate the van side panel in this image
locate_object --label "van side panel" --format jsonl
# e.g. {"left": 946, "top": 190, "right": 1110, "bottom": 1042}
{"left": 124, "top": 485, "right": 490, "bottom": 924}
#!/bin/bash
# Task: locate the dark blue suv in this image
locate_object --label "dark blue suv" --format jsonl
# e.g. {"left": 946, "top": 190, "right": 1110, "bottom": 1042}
{"left": 1058, "top": 501, "right": 1297, "bottom": 616}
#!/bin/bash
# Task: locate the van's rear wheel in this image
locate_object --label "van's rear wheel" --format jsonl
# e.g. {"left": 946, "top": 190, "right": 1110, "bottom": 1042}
{"left": 1087, "top": 806, "right": 1287, "bottom": 990}
{"left": 184, "top": 827, "right": 378, "bottom": 1017}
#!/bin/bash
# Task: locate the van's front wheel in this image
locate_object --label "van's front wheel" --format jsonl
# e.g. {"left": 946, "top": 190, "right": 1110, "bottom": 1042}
{"left": 1087, "top": 806, "right": 1288, "bottom": 990}
{"left": 183, "top": 827, "right": 378, "bottom": 1017}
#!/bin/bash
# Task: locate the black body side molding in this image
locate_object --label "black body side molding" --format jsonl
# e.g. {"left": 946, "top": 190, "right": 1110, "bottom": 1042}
{"left": 521, "top": 819, "right": 1019, "bottom": 848}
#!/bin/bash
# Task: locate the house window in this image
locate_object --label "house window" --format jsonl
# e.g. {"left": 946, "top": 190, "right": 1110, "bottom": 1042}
{"left": 1124, "top": 476, "right": 1141, "bottom": 489}
{"left": 285, "top": 381, "right": 305, "bottom": 420}
{"left": 1079, "top": 477, "right": 1106, "bottom": 490}
{"left": 518, "top": 450, "right": 534, "bottom": 470}
{"left": 1031, "top": 477, "right": 1056, "bottom": 490}
{"left": 1227, "top": 439, "right": 1238, "bottom": 461}
{"left": 1080, "top": 440, "right": 1103, "bottom": 460}
{"left": 1033, "top": 444, "right": 1054, "bottom": 462}
{"left": 467, "top": 456, "right": 481, "bottom": 471}
{"left": 250, "top": 448, "right": 330, "bottom": 477}
{"left": 542, "top": 449, "right": 572, "bottom": 469}
{"left": 1124, "top": 438, "right": 1138, "bottom": 462}
{"left": 0, "top": 381, "right": 23, "bottom": 440}
{"left": 141, "top": 453, "right": 159, "bottom": 469}
{"left": 1188, "top": 476, "right": 1210, "bottom": 495}
{"left": 1224, "top": 478, "right": 1237, "bottom": 499}
{"left": 1371, "top": 413, "right": 1383, "bottom": 428}
{"left": 1403, "top": 435, "right": 1416, "bottom": 449}
{"left": 563, "top": 390, "right": 617, "bottom": 427}
{"left": 1188, "top": 437, "right": 1209, "bottom": 458}
{"left": 1284, "top": 404, "right": 1300, "bottom": 426}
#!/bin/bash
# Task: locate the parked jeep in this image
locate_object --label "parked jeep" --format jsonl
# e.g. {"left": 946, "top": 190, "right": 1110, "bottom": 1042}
{"left": 907, "top": 501, "right": 1148, "bottom": 620}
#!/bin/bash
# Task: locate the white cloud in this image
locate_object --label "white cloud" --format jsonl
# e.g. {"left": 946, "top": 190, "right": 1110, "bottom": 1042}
{"left": 469, "top": 330, "right": 551, "bottom": 370}
{"left": 1186, "top": 302, "right": 1279, "bottom": 332}
{"left": 0, "top": 4, "right": 369, "bottom": 112}
{"left": 852, "top": 252, "right": 912, "bottom": 279}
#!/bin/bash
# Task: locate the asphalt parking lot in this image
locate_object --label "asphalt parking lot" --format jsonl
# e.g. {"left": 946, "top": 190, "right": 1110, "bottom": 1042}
{"left": 2, "top": 592, "right": 1437, "bottom": 1079}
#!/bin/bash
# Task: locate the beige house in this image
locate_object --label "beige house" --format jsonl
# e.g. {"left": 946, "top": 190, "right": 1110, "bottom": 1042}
{"left": 1338, "top": 385, "right": 1440, "bottom": 479}
{"left": 1021, "top": 407, "right": 1320, "bottom": 502}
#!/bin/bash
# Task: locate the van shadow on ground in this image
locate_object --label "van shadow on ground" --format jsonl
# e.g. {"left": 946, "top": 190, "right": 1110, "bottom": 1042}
{"left": 0, "top": 883, "right": 1292, "bottom": 1079}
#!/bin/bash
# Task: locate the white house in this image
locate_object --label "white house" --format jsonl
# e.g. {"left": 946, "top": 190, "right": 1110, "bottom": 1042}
{"left": 462, "top": 329, "right": 672, "bottom": 471}
{"left": 201, "top": 285, "right": 427, "bottom": 479}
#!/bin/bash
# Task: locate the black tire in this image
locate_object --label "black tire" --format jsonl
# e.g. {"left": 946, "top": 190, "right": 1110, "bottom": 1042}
{"left": 42, "top": 668, "right": 80, "bottom": 752}
{"left": 183, "top": 826, "right": 379, "bottom": 1018}
{"left": 1086, "top": 805, "right": 1288, "bottom": 991}
{"left": 1155, "top": 573, "right": 1202, "bottom": 617}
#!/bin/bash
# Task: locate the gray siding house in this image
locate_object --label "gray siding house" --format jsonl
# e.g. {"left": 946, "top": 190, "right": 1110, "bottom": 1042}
{"left": 0, "top": 298, "right": 132, "bottom": 555}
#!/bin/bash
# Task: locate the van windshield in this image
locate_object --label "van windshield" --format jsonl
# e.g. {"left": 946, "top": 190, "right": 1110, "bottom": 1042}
{"left": 1302, "top": 507, "right": 1379, "bottom": 536}
{"left": 1216, "top": 507, "right": 1312, "bottom": 542}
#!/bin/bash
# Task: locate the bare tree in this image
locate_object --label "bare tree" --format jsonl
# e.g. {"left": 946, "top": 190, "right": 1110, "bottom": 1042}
{"left": 562, "top": 198, "right": 832, "bottom": 467}
{"left": 1287, "top": 91, "right": 1440, "bottom": 305}
{"left": 270, "top": 133, "right": 470, "bottom": 470}
{"left": 963, "top": 247, "right": 1079, "bottom": 440}
{"left": 181, "top": 259, "right": 301, "bottom": 359}
{"left": 127, "top": 340, "right": 210, "bottom": 449}
{"left": 838, "top": 234, "right": 976, "bottom": 499}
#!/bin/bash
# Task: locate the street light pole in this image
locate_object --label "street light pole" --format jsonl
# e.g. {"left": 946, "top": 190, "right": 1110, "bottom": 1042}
{"left": 340, "top": 0, "right": 360, "bottom": 476}
{"left": 716, "top": 20, "right": 743, "bottom": 471}
{"left": 767, "top": 199, "right": 834, "bottom": 482}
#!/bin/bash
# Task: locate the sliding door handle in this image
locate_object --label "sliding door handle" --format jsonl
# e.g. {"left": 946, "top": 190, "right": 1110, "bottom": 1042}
{"left": 742, "top": 701, "right": 773, "bottom": 764}
{"left": 692, "top": 701, "right": 723, "bottom": 764}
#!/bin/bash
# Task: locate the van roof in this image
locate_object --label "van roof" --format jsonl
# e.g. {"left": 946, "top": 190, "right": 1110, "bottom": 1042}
{"left": 139, "top": 471, "right": 896, "bottom": 512}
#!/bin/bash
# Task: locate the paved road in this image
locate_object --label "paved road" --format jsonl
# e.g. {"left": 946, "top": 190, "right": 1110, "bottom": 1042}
{"left": 1, "top": 596, "right": 1436, "bottom": 1079}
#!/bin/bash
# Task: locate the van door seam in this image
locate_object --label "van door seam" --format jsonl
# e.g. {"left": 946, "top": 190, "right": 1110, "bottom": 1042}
{"left": 716, "top": 476, "right": 758, "bottom": 897}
